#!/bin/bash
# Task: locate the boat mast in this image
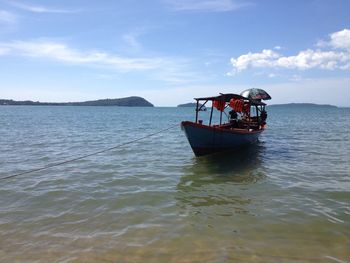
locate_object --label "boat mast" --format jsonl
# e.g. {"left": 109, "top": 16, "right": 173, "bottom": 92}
{"left": 219, "top": 107, "right": 223, "bottom": 125}
{"left": 195, "top": 99, "right": 199, "bottom": 123}
{"left": 248, "top": 100, "right": 251, "bottom": 120}
{"left": 209, "top": 102, "right": 214, "bottom": 126}
{"left": 219, "top": 97, "right": 224, "bottom": 125}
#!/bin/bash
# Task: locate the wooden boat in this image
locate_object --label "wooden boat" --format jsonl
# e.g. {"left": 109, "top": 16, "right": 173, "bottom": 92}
{"left": 181, "top": 89, "right": 271, "bottom": 156}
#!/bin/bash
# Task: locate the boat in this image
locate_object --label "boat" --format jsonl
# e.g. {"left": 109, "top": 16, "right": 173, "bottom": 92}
{"left": 181, "top": 88, "right": 271, "bottom": 156}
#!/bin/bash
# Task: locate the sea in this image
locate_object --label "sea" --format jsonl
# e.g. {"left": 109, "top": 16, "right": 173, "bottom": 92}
{"left": 0, "top": 105, "right": 349, "bottom": 263}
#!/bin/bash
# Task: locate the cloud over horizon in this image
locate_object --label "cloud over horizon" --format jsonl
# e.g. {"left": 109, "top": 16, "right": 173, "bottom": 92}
{"left": 0, "top": 40, "right": 167, "bottom": 70}
{"left": 230, "top": 29, "right": 350, "bottom": 73}
{"left": 0, "top": 40, "right": 200, "bottom": 84}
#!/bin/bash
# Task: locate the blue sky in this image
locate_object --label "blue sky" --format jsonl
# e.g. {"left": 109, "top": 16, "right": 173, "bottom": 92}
{"left": 0, "top": 0, "right": 349, "bottom": 106}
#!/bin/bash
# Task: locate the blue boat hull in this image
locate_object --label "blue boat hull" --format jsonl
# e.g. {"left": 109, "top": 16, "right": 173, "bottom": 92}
{"left": 181, "top": 121, "right": 263, "bottom": 156}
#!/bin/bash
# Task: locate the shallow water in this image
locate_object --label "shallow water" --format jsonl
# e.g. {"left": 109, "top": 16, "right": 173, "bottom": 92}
{"left": 0, "top": 106, "right": 349, "bottom": 262}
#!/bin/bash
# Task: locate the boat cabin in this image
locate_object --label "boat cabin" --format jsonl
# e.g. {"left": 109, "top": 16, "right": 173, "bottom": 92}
{"left": 193, "top": 93, "right": 267, "bottom": 131}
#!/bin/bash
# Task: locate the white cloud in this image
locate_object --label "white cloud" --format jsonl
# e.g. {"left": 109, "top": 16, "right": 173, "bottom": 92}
{"left": 277, "top": 49, "right": 349, "bottom": 70}
{"left": 230, "top": 49, "right": 279, "bottom": 72}
{"left": 230, "top": 29, "right": 350, "bottom": 73}
{"left": 9, "top": 2, "right": 77, "bottom": 14}
{"left": 0, "top": 40, "right": 201, "bottom": 84}
{"left": 165, "top": 0, "right": 251, "bottom": 12}
{"left": 329, "top": 29, "right": 350, "bottom": 50}
{"left": 0, "top": 10, "right": 18, "bottom": 24}
{"left": 0, "top": 40, "right": 165, "bottom": 70}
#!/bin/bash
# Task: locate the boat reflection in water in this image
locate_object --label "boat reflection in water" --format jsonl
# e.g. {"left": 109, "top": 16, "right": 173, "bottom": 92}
{"left": 176, "top": 142, "right": 266, "bottom": 216}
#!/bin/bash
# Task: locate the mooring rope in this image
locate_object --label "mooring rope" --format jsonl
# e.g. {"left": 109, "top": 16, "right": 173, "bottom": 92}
{"left": 0, "top": 123, "right": 179, "bottom": 181}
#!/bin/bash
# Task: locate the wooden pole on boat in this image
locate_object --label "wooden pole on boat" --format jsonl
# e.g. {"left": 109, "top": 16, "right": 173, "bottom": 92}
{"left": 219, "top": 100, "right": 223, "bottom": 125}
{"left": 195, "top": 100, "right": 199, "bottom": 123}
{"left": 248, "top": 101, "right": 251, "bottom": 120}
{"left": 209, "top": 102, "right": 214, "bottom": 126}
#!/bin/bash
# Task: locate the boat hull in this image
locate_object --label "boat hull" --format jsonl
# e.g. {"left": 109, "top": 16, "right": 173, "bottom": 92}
{"left": 181, "top": 121, "right": 263, "bottom": 156}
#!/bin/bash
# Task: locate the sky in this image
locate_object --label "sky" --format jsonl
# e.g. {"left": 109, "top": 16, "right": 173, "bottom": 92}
{"left": 0, "top": 0, "right": 349, "bottom": 106}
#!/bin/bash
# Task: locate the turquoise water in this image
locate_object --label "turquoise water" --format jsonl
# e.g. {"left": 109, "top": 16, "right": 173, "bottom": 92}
{"left": 0, "top": 106, "right": 349, "bottom": 262}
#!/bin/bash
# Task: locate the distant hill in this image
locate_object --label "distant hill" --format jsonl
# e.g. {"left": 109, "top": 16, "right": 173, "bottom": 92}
{"left": 0, "top": 96, "right": 154, "bottom": 107}
{"left": 177, "top": 103, "right": 198, "bottom": 107}
{"left": 177, "top": 102, "right": 206, "bottom": 109}
{"left": 268, "top": 103, "right": 338, "bottom": 109}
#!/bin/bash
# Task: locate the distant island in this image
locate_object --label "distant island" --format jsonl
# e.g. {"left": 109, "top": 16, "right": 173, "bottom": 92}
{"left": 177, "top": 102, "right": 206, "bottom": 109}
{"left": 268, "top": 103, "right": 338, "bottom": 108}
{"left": 0, "top": 96, "right": 154, "bottom": 107}
{"left": 178, "top": 102, "right": 198, "bottom": 107}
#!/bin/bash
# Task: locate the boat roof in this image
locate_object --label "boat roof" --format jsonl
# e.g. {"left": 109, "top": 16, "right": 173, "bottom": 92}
{"left": 194, "top": 93, "right": 266, "bottom": 106}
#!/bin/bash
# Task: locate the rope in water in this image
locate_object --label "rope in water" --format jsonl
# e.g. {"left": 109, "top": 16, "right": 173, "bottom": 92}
{"left": 0, "top": 123, "right": 179, "bottom": 181}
